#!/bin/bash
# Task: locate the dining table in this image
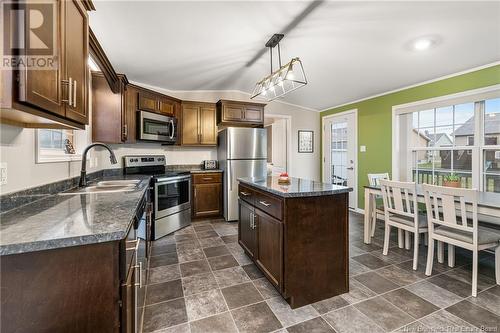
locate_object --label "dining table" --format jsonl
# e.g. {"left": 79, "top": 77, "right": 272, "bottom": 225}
{"left": 363, "top": 185, "right": 500, "bottom": 245}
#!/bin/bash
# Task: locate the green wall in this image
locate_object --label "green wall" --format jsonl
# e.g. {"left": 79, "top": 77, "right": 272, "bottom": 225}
{"left": 320, "top": 65, "right": 500, "bottom": 210}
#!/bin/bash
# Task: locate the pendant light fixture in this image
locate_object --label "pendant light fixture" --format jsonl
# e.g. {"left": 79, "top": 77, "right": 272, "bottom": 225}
{"left": 251, "top": 34, "right": 307, "bottom": 101}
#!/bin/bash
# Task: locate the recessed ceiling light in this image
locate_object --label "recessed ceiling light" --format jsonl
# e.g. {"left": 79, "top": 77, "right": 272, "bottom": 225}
{"left": 413, "top": 38, "right": 434, "bottom": 51}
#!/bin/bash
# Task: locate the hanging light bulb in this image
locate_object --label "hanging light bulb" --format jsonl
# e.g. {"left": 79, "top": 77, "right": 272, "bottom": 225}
{"left": 286, "top": 61, "right": 294, "bottom": 80}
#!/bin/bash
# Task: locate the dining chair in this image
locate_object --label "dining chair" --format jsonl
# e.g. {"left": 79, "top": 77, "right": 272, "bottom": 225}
{"left": 367, "top": 173, "right": 390, "bottom": 238}
{"left": 422, "top": 184, "right": 500, "bottom": 297}
{"left": 380, "top": 179, "right": 428, "bottom": 270}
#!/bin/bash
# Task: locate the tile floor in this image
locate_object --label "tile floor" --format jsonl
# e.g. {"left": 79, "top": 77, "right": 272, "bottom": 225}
{"left": 141, "top": 213, "right": 500, "bottom": 333}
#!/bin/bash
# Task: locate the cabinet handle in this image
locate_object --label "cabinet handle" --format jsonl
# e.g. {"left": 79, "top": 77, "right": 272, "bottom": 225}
{"left": 61, "top": 77, "right": 72, "bottom": 105}
{"left": 126, "top": 238, "right": 140, "bottom": 251}
{"left": 123, "top": 124, "right": 128, "bottom": 139}
{"left": 134, "top": 262, "right": 143, "bottom": 288}
{"left": 73, "top": 80, "right": 77, "bottom": 107}
{"left": 250, "top": 212, "right": 254, "bottom": 229}
{"left": 259, "top": 200, "right": 271, "bottom": 207}
{"left": 240, "top": 191, "right": 250, "bottom": 196}
{"left": 202, "top": 177, "right": 213, "bottom": 181}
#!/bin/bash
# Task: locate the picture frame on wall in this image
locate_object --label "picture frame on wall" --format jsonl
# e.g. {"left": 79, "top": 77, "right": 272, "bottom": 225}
{"left": 298, "top": 130, "right": 314, "bottom": 153}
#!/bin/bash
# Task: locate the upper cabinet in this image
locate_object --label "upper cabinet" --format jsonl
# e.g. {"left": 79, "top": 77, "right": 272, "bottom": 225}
{"left": 138, "top": 91, "right": 179, "bottom": 116}
{"left": 216, "top": 100, "right": 266, "bottom": 127}
{"left": 181, "top": 101, "right": 217, "bottom": 146}
{"left": 0, "top": 0, "right": 91, "bottom": 129}
{"left": 92, "top": 73, "right": 136, "bottom": 144}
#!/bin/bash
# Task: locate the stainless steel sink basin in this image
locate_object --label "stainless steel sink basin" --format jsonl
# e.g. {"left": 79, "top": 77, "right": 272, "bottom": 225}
{"left": 59, "top": 183, "right": 138, "bottom": 195}
{"left": 97, "top": 180, "right": 141, "bottom": 187}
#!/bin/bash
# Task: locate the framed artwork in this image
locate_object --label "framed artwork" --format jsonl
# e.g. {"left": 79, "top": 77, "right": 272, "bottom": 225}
{"left": 298, "top": 130, "right": 313, "bottom": 153}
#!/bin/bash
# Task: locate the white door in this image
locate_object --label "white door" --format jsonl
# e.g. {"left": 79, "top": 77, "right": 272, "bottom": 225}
{"left": 323, "top": 111, "right": 357, "bottom": 209}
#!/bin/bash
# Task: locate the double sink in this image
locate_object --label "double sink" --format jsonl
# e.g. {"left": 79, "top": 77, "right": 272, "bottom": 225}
{"left": 60, "top": 179, "right": 142, "bottom": 195}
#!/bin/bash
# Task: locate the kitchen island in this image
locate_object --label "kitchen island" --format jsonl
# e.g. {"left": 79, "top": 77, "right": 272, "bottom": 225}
{"left": 237, "top": 176, "right": 352, "bottom": 308}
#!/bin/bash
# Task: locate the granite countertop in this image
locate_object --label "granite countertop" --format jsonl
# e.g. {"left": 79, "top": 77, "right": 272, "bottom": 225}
{"left": 189, "top": 169, "right": 223, "bottom": 174}
{"left": 0, "top": 174, "right": 151, "bottom": 256}
{"left": 238, "top": 176, "right": 352, "bottom": 198}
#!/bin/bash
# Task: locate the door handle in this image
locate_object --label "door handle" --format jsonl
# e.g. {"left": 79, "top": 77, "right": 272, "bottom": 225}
{"left": 170, "top": 119, "right": 175, "bottom": 139}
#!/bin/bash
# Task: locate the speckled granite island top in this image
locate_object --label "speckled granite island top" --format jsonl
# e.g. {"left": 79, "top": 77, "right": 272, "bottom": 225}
{"left": 0, "top": 175, "right": 150, "bottom": 256}
{"left": 238, "top": 176, "right": 352, "bottom": 198}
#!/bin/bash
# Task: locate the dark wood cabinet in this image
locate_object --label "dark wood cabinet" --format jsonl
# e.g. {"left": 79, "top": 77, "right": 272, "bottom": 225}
{"left": 192, "top": 173, "right": 222, "bottom": 218}
{"left": 0, "top": 0, "right": 91, "bottom": 129}
{"left": 92, "top": 73, "right": 136, "bottom": 143}
{"left": 138, "top": 90, "right": 179, "bottom": 116}
{"left": 181, "top": 101, "right": 217, "bottom": 146}
{"left": 238, "top": 182, "right": 349, "bottom": 309}
{"left": 238, "top": 199, "right": 258, "bottom": 259}
{"left": 255, "top": 209, "right": 283, "bottom": 288}
{"left": 216, "top": 100, "right": 265, "bottom": 127}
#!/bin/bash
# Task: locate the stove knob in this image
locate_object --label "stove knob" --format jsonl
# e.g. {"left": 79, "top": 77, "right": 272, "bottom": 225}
{"left": 129, "top": 158, "right": 134, "bottom": 162}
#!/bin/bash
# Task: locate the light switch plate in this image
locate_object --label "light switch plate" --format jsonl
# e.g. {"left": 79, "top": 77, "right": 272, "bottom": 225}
{"left": 360, "top": 145, "right": 366, "bottom": 152}
{"left": 0, "top": 163, "right": 7, "bottom": 185}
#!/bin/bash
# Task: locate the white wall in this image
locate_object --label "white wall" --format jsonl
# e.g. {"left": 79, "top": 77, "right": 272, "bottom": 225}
{"left": 0, "top": 84, "right": 320, "bottom": 195}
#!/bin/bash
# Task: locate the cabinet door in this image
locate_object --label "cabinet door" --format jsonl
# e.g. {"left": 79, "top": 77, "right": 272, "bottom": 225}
{"left": 244, "top": 105, "right": 264, "bottom": 123}
{"left": 91, "top": 74, "right": 123, "bottom": 143}
{"left": 223, "top": 103, "right": 245, "bottom": 121}
{"left": 63, "top": 0, "right": 89, "bottom": 124}
{"left": 17, "top": 0, "right": 64, "bottom": 116}
{"left": 181, "top": 104, "right": 200, "bottom": 145}
{"left": 123, "top": 85, "right": 138, "bottom": 143}
{"left": 158, "top": 97, "right": 176, "bottom": 116}
{"left": 193, "top": 183, "right": 221, "bottom": 218}
{"left": 121, "top": 265, "right": 136, "bottom": 333}
{"left": 200, "top": 106, "right": 216, "bottom": 145}
{"left": 255, "top": 209, "right": 283, "bottom": 288}
{"left": 238, "top": 201, "right": 257, "bottom": 259}
{"left": 138, "top": 92, "right": 158, "bottom": 113}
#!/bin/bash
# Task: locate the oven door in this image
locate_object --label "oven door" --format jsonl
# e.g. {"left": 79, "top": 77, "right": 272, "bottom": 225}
{"left": 138, "top": 111, "right": 177, "bottom": 143}
{"left": 154, "top": 176, "right": 191, "bottom": 220}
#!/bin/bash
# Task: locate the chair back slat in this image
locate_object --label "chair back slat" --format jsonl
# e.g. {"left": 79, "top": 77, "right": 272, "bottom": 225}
{"left": 422, "top": 183, "right": 479, "bottom": 244}
{"left": 380, "top": 179, "right": 418, "bottom": 222}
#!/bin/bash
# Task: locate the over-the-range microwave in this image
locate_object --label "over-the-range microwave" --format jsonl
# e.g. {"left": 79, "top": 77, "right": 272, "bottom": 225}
{"left": 137, "top": 110, "right": 177, "bottom": 144}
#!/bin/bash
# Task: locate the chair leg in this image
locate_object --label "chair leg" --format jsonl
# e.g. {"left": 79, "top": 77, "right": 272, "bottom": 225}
{"left": 437, "top": 241, "right": 444, "bottom": 264}
{"left": 472, "top": 250, "right": 478, "bottom": 297}
{"left": 448, "top": 244, "right": 455, "bottom": 268}
{"left": 383, "top": 224, "right": 391, "bottom": 256}
{"left": 413, "top": 232, "right": 419, "bottom": 270}
{"left": 370, "top": 198, "right": 377, "bottom": 238}
{"left": 495, "top": 245, "right": 500, "bottom": 285}
{"left": 405, "top": 231, "right": 411, "bottom": 250}
{"left": 425, "top": 238, "right": 434, "bottom": 276}
{"left": 398, "top": 229, "right": 404, "bottom": 248}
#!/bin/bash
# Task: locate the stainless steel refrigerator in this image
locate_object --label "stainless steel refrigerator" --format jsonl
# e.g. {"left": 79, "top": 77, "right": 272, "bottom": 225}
{"left": 218, "top": 127, "right": 267, "bottom": 221}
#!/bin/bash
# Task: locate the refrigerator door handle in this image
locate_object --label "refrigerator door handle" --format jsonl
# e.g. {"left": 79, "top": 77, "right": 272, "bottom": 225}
{"left": 228, "top": 161, "right": 232, "bottom": 191}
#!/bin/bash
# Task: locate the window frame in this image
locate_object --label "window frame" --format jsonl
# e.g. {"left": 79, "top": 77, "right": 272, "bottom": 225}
{"left": 391, "top": 84, "right": 500, "bottom": 192}
{"left": 36, "top": 129, "right": 83, "bottom": 163}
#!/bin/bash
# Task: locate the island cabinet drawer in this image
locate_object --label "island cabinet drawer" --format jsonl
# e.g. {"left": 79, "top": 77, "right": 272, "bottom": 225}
{"left": 238, "top": 184, "right": 255, "bottom": 204}
{"left": 254, "top": 191, "right": 283, "bottom": 221}
{"left": 193, "top": 173, "right": 222, "bottom": 184}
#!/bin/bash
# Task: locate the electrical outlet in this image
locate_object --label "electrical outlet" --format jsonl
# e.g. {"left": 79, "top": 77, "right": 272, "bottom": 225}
{"left": 360, "top": 145, "right": 366, "bottom": 152}
{"left": 0, "top": 163, "right": 7, "bottom": 185}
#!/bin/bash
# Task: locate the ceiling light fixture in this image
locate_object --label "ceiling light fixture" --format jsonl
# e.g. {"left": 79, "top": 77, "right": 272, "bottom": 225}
{"left": 413, "top": 38, "right": 433, "bottom": 51}
{"left": 251, "top": 33, "right": 307, "bottom": 101}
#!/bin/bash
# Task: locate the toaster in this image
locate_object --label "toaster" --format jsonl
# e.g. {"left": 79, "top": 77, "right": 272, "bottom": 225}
{"left": 202, "top": 160, "right": 218, "bottom": 170}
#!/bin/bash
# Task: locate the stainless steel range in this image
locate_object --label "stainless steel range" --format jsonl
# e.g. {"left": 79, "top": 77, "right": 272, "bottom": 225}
{"left": 124, "top": 155, "right": 191, "bottom": 240}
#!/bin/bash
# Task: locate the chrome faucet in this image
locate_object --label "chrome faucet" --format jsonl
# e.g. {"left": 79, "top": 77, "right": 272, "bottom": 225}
{"left": 79, "top": 143, "right": 118, "bottom": 187}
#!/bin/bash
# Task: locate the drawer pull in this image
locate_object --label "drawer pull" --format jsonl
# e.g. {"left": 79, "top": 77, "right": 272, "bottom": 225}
{"left": 259, "top": 200, "right": 271, "bottom": 207}
{"left": 240, "top": 191, "right": 250, "bottom": 196}
{"left": 202, "top": 177, "right": 213, "bottom": 181}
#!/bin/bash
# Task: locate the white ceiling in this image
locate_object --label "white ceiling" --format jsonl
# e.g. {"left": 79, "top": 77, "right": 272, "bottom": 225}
{"left": 89, "top": 1, "right": 500, "bottom": 111}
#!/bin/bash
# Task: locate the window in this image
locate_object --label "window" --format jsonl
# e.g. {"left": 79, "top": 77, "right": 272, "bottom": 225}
{"left": 396, "top": 94, "right": 500, "bottom": 193}
{"left": 36, "top": 129, "right": 84, "bottom": 163}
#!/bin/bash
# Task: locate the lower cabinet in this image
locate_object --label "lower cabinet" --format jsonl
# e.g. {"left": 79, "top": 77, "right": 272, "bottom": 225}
{"left": 254, "top": 209, "right": 283, "bottom": 288}
{"left": 192, "top": 173, "right": 222, "bottom": 218}
{"left": 238, "top": 200, "right": 257, "bottom": 258}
